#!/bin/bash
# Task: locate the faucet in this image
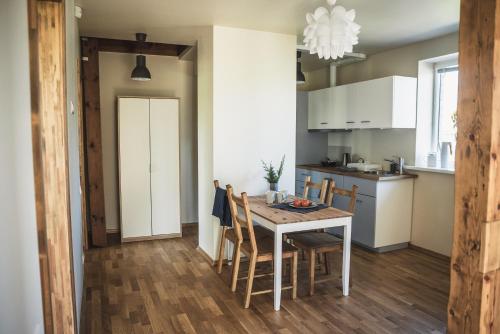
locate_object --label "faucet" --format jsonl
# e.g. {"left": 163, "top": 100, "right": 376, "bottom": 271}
{"left": 384, "top": 156, "right": 405, "bottom": 174}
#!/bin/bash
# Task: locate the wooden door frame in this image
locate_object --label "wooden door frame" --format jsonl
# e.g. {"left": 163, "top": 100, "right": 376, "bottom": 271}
{"left": 448, "top": 0, "right": 500, "bottom": 332}
{"left": 27, "top": 0, "right": 77, "bottom": 332}
{"left": 80, "top": 37, "right": 190, "bottom": 247}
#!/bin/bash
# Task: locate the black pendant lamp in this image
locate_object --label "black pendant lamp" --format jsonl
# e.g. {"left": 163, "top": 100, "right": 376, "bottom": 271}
{"left": 296, "top": 51, "right": 305, "bottom": 84}
{"left": 131, "top": 33, "right": 151, "bottom": 81}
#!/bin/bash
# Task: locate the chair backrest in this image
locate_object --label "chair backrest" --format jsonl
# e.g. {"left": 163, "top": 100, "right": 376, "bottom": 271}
{"left": 226, "top": 185, "right": 257, "bottom": 253}
{"left": 326, "top": 181, "right": 359, "bottom": 213}
{"left": 303, "top": 176, "right": 329, "bottom": 204}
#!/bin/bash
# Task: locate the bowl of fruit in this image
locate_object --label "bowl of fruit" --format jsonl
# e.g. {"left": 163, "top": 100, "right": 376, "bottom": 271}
{"left": 289, "top": 198, "right": 317, "bottom": 209}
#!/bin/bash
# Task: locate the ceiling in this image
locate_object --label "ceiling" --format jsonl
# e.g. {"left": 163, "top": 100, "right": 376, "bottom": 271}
{"left": 78, "top": 0, "right": 459, "bottom": 69}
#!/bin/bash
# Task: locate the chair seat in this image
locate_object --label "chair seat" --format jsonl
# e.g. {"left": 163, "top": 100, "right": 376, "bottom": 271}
{"left": 225, "top": 225, "right": 271, "bottom": 243}
{"left": 241, "top": 236, "right": 298, "bottom": 261}
{"left": 289, "top": 232, "right": 343, "bottom": 250}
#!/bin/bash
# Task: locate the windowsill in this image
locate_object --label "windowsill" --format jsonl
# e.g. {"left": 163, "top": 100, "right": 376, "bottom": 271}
{"left": 405, "top": 165, "right": 455, "bottom": 175}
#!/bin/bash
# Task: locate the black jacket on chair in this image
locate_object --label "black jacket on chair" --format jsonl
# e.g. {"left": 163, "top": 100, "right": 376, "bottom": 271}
{"left": 212, "top": 187, "right": 232, "bottom": 227}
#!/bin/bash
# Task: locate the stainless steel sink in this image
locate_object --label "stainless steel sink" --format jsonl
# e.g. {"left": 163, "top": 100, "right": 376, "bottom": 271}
{"left": 363, "top": 171, "right": 397, "bottom": 177}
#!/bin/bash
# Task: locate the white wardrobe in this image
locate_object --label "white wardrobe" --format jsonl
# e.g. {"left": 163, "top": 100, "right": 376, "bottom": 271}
{"left": 118, "top": 97, "right": 181, "bottom": 241}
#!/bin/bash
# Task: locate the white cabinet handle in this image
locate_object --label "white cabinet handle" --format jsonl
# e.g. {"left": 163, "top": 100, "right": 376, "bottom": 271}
{"left": 361, "top": 120, "right": 371, "bottom": 123}
{"left": 320, "top": 122, "right": 328, "bottom": 125}
{"left": 346, "top": 121, "right": 355, "bottom": 124}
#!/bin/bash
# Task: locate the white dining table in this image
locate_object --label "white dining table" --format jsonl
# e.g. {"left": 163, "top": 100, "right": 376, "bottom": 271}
{"left": 247, "top": 196, "right": 353, "bottom": 311}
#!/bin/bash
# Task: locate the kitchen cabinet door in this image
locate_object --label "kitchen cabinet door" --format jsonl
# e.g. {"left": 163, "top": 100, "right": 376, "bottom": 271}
{"left": 344, "top": 81, "right": 360, "bottom": 129}
{"left": 308, "top": 88, "right": 332, "bottom": 130}
{"left": 296, "top": 168, "right": 312, "bottom": 182}
{"left": 354, "top": 78, "right": 393, "bottom": 129}
{"left": 351, "top": 194, "right": 376, "bottom": 247}
{"left": 328, "top": 194, "right": 351, "bottom": 236}
{"left": 330, "top": 85, "right": 348, "bottom": 128}
{"left": 344, "top": 176, "right": 377, "bottom": 197}
{"left": 307, "top": 171, "right": 322, "bottom": 201}
{"left": 330, "top": 173, "right": 344, "bottom": 189}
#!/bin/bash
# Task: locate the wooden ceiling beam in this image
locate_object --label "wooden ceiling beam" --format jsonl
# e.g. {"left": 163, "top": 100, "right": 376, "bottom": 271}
{"left": 82, "top": 37, "right": 189, "bottom": 57}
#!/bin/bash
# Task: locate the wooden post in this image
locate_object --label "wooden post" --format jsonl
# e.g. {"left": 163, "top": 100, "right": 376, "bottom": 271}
{"left": 448, "top": 0, "right": 500, "bottom": 332}
{"left": 28, "top": 0, "right": 77, "bottom": 332}
{"left": 81, "top": 37, "right": 107, "bottom": 247}
{"left": 77, "top": 57, "right": 89, "bottom": 250}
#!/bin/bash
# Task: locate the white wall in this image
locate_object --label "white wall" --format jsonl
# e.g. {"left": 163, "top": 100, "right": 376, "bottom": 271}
{"left": 197, "top": 26, "right": 296, "bottom": 259}
{"left": 99, "top": 52, "right": 198, "bottom": 231}
{"left": 212, "top": 26, "right": 296, "bottom": 194}
{"left": 411, "top": 171, "right": 455, "bottom": 256}
{"left": 66, "top": 0, "right": 85, "bottom": 327}
{"left": 0, "top": 1, "right": 44, "bottom": 333}
{"left": 196, "top": 27, "right": 215, "bottom": 259}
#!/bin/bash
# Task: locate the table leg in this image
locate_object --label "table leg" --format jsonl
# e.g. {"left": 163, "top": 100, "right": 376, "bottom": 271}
{"left": 342, "top": 220, "right": 351, "bottom": 296}
{"left": 274, "top": 228, "right": 283, "bottom": 311}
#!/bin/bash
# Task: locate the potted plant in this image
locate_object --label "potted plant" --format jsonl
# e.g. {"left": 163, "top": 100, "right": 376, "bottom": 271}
{"left": 261, "top": 155, "right": 285, "bottom": 191}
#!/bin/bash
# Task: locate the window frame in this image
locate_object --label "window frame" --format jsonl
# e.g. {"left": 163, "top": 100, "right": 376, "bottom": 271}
{"left": 431, "top": 59, "right": 459, "bottom": 152}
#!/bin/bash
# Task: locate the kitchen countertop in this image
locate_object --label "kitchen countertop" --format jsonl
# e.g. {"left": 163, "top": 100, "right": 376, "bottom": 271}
{"left": 297, "top": 164, "right": 418, "bottom": 181}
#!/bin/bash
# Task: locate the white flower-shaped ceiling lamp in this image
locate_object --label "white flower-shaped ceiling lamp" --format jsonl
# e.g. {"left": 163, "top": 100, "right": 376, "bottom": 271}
{"left": 304, "top": 0, "right": 361, "bottom": 60}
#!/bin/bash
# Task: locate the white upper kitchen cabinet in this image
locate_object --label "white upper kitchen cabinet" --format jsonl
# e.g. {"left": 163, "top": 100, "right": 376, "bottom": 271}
{"left": 308, "top": 76, "right": 417, "bottom": 130}
{"left": 308, "top": 85, "right": 347, "bottom": 130}
{"left": 308, "top": 87, "right": 333, "bottom": 130}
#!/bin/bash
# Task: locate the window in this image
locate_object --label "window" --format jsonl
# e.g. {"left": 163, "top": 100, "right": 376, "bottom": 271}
{"left": 413, "top": 54, "right": 459, "bottom": 172}
{"left": 432, "top": 61, "right": 459, "bottom": 152}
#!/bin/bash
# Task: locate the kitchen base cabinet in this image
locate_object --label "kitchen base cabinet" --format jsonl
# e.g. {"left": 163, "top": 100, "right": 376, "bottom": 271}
{"left": 373, "top": 179, "right": 413, "bottom": 249}
{"left": 332, "top": 177, "right": 414, "bottom": 252}
{"left": 297, "top": 167, "right": 415, "bottom": 252}
{"left": 295, "top": 168, "right": 343, "bottom": 201}
{"left": 351, "top": 194, "right": 376, "bottom": 248}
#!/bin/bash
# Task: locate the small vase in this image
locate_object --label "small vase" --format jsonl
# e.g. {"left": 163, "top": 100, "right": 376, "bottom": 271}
{"left": 269, "top": 183, "right": 278, "bottom": 191}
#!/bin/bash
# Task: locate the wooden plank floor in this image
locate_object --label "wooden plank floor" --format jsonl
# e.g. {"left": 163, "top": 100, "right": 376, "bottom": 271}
{"left": 81, "top": 225, "right": 449, "bottom": 333}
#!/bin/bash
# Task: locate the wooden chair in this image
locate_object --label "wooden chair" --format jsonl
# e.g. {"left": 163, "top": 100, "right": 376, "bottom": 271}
{"left": 303, "top": 176, "right": 329, "bottom": 203}
{"left": 214, "top": 180, "right": 270, "bottom": 276}
{"left": 287, "top": 176, "right": 329, "bottom": 259}
{"left": 226, "top": 185, "right": 298, "bottom": 308}
{"left": 289, "top": 181, "right": 359, "bottom": 296}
